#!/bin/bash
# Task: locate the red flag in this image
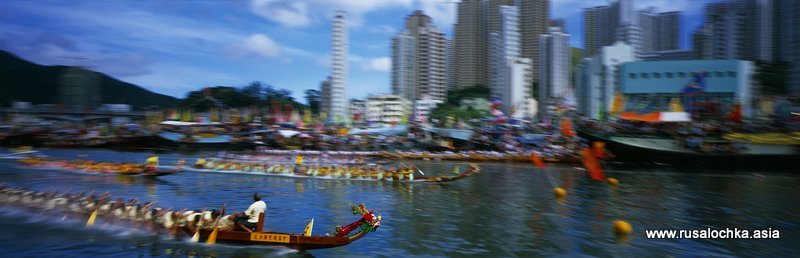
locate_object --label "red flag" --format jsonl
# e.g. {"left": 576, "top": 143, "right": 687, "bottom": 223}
{"left": 592, "top": 142, "right": 607, "bottom": 159}
{"left": 561, "top": 118, "right": 576, "bottom": 137}
{"left": 581, "top": 148, "right": 606, "bottom": 181}
{"left": 727, "top": 103, "right": 742, "bottom": 122}
{"left": 531, "top": 153, "right": 545, "bottom": 169}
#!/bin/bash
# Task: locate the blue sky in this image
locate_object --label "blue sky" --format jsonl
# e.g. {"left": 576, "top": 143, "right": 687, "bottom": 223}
{"left": 0, "top": 0, "right": 714, "bottom": 103}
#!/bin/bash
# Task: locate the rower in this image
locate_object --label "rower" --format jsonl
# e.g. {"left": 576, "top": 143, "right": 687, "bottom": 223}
{"left": 235, "top": 192, "right": 266, "bottom": 232}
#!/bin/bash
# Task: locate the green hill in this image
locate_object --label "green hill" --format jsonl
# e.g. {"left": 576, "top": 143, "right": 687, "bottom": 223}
{"left": 0, "top": 50, "right": 178, "bottom": 110}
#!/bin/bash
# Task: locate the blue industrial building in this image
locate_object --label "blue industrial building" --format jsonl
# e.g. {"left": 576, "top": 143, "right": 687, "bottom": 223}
{"left": 619, "top": 60, "right": 754, "bottom": 117}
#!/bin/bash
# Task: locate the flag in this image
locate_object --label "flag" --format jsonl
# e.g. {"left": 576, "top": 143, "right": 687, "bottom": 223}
{"left": 560, "top": 118, "right": 575, "bottom": 137}
{"left": 303, "top": 218, "right": 314, "bottom": 236}
{"left": 727, "top": 103, "right": 742, "bottom": 122}
{"left": 580, "top": 148, "right": 605, "bottom": 181}
{"left": 610, "top": 93, "right": 625, "bottom": 114}
{"left": 592, "top": 141, "right": 607, "bottom": 159}
{"left": 531, "top": 153, "right": 545, "bottom": 169}
{"left": 146, "top": 156, "right": 159, "bottom": 166}
{"left": 304, "top": 108, "right": 312, "bottom": 124}
{"left": 490, "top": 98, "right": 502, "bottom": 108}
{"left": 682, "top": 71, "right": 706, "bottom": 94}
{"left": 669, "top": 97, "right": 684, "bottom": 112}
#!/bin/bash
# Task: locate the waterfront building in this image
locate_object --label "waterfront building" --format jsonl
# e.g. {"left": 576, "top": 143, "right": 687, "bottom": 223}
{"left": 619, "top": 60, "right": 755, "bottom": 117}
{"left": 365, "top": 94, "right": 412, "bottom": 124}
{"left": 348, "top": 99, "right": 366, "bottom": 124}
{"left": 575, "top": 42, "right": 636, "bottom": 120}
{"left": 412, "top": 96, "right": 443, "bottom": 122}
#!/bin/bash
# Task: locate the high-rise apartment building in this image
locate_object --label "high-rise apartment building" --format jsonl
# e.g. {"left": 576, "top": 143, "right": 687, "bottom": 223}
{"left": 584, "top": 0, "right": 640, "bottom": 57}
{"left": 392, "top": 11, "right": 447, "bottom": 102}
{"left": 539, "top": 26, "right": 571, "bottom": 119}
{"left": 453, "top": 0, "right": 549, "bottom": 90}
{"left": 519, "top": 0, "right": 550, "bottom": 92}
{"left": 329, "top": 11, "right": 348, "bottom": 122}
{"left": 453, "top": 0, "right": 487, "bottom": 89}
{"left": 392, "top": 30, "right": 415, "bottom": 101}
{"left": 693, "top": 0, "right": 775, "bottom": 62}
{"left": 639, "top": 8, "right": 681, "bottom": 53}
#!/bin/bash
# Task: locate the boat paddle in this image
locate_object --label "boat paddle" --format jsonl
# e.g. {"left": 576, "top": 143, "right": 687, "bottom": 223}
{"left": 190, "top": 208, "right": 208, "bottom": 242}
{"left": 206, "top": 203, "right": 227, "bottom": 245}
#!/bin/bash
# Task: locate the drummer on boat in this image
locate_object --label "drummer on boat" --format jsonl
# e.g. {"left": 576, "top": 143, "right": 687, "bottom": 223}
{"left": 235, "top": 192, "right": 266, "bottom": 232}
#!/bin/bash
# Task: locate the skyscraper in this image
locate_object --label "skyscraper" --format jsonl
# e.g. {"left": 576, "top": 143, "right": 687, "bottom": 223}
{"left": 776, "top": 0, "right": 800, "bottom": 95}
{"left": 639, "top": 8, "right": 681, "bottom": 53}
{"left": 539, "top": 26, "right": 571, "bottom": 119}
{"left": 519, "top": 0, "right": 550, "bottom": 93}
{"left": 452, "top": 0, "right": 549, "bottom": 90}
{"left": 693, "top": 0, "right": 775, "bottom": 62}
{"left": 453, "top": 0, "right": 486, "bottom": 89}
{"left": 489, "top": 5, "right": 533, "bottom": 118}
{"left": 329, "top": 11, "right": 348, "bottom": 122}
{"left": 583, "top": 0, "right": 640, "bottom": 57}
{"left": 392, "top": 30, "right": 415, "bottom": 101}
{"left": 399, "top": 10, "right": 447, "bottom": 102}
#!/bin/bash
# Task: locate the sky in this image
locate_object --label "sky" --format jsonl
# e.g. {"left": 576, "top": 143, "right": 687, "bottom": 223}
{"left": 0, "top": 0, "right": 716, "bottom": 104}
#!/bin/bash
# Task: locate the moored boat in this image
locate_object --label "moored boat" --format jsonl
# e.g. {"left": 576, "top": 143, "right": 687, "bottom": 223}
{"left": 578, "top": 129, "right": 800, "bottom": 169}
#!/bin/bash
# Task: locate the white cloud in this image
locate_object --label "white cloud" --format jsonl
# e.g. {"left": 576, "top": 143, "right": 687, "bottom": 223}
{"left": 416, "top": 0, "right": 457, "bottom": 33}
{"left": 363, "top": 57, "right": 390, "bottom": 72}
{"left": 229, "top": 33, "right": 282, "bottom": 60}
{"left": 248, "top": 0, "right": 413, "bottom": 28}
{"left": 250, "top": 0, "right": 311, "bottom": 28}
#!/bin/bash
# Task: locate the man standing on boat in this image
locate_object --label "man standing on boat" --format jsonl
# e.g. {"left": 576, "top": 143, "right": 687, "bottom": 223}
{"left": 236, "top": 192, "right": 266, "bottom": 232}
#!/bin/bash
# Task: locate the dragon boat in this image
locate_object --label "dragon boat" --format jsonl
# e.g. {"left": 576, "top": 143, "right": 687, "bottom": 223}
{"left": 189, "top": 159, "right": 480, "bottom": 183}
{"left": 180, "top": 203, "right": 381, "bottom": 250}
{"left": 0, "top": 186, "right": 379, "bottom": 251}
{"left": 16, "top": 157, "right": 181, "bottom": 177}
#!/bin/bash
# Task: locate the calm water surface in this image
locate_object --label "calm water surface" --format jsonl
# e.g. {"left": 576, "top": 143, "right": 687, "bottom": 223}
{"left": 0, "top": 149, "right": 797, "bottom": 257}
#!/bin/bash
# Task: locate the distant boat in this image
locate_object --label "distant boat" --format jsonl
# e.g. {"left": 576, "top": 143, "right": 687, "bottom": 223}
{"left": 578, "top": 124, "right": 800, "bottom": 170}
{"left": 155, "top": 121, "right": 251, "bottom": 150}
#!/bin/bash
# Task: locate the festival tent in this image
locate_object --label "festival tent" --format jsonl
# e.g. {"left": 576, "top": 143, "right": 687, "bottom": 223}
{"left": 619, "top": 112, "right": 691, "bottom": 122}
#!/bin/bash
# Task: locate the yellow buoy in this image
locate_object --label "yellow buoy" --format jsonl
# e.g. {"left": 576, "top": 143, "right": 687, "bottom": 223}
{"left": 608, "top": 177, "right": 619, "bottom": 186}
{"left": 613, "top": 220, "right": 633, "bottom": 236}
{"left": 553, "top": 187, "right": 566, "bottom": 198}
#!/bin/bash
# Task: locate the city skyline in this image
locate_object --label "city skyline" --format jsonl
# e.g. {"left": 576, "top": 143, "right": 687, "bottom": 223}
{"left": 0, "top": 0, "right": 718, "bottom": 103}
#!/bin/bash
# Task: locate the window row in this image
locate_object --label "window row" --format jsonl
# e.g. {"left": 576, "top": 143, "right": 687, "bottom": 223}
{"left": 628, "top": 71, "right": 737, "bottom": 79}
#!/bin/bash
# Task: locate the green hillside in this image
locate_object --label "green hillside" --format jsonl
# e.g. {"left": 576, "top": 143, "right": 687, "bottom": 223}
{"left": 0, "top": 50, "right": 178, "bottom": 110}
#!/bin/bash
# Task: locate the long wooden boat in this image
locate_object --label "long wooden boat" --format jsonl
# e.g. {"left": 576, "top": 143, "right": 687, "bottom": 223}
{"left": 181, "top": 203, "right": 381, "bottom": 250}
{"left": 17, "top": 157, "right": 182, "bottom": 177}
{"left": 188, "top": 162, "right": 481, "bottom": 183}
